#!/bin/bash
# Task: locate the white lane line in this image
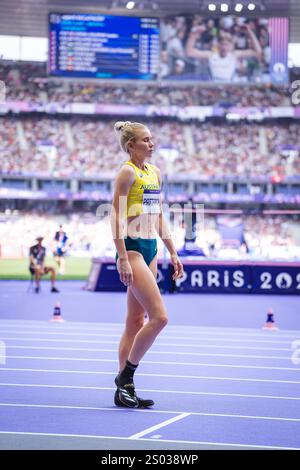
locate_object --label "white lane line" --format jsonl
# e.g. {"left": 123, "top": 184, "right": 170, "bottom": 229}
{"left": 0, "top": 317, "right": 295, "bottom": 327}
{"left": 2, "top": 352, "right": 294, "bottom": 361}
{"left": 7, "top": 344, "right": 294, "bottom": 353}
{"left": 1, "top": 336, "right": 296, "bottom": 351}
{"left": 2, "top": 360, "right": 300, "bottom": 373}
{"left": 0, "top": 332, "right": 294, "bottom": 345}
{"left": 1, "top": 402, "right": 300, "bottom": 422}
{"left": 0, "top": 325, "right": 123, "bottom": 331}
{"left": 3, "top": 364, "right": 300, "bottom": 384}
{"left": 0, "top": 382, "right": 299, "bottom": 401}
{"left": 144, "top": 374, "right": 300, "bottom": 384}
{"left": 0, "top": 402, "right": 164, "bottom": 413}
{"left": 0, "top": 318, "right": 298, "bottom": 332}
{"left": 1, "top": 322, "right": 299, "bottom": 337}
{"left": 0, "top": 430, "right": 298, "bottom": 450}
{"left": 0, "top": 337, "right": 118, "bottom": 345}
{"left": 0, "top": 331, "right": 120, "bottom": 338}
{"left": 128, "top": 413, "right": 191, "bottom": 439}
{"left": 0, "top": 321, "right": 122, "bottom": 328}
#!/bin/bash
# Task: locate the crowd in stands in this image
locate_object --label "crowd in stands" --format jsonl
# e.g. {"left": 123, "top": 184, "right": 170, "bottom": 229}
{"left": 1, "top": 61, "right": 298, "bottom": 265}
{"left": 0, "top": 211, "right": 298, "bottom": 261}
{"left": 191, "top": 122, "right": 300, "bottom": 178}
{"left": 1, "top": 61, "right": 298, "bottom": 179}
{"left": 1, "top": 117, "right": 299, "bottom": 178}
{"left": 243, "top": 214, "right": 299, "bottom": 260}
{"left": 0, "top": 61, "right": 293, "bottom": 107}
{"left": 44, "top": 82, "right": 292, "bottom": 107}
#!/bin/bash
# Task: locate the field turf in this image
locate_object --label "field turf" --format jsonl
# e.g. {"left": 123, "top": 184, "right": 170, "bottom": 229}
{"left": 0, "top": 257, "right": 91, "bottom": 280}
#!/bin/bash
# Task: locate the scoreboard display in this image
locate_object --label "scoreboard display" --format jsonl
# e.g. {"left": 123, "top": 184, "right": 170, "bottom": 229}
{"left": 48, "top": 13, "right": 160, "bottom": 80}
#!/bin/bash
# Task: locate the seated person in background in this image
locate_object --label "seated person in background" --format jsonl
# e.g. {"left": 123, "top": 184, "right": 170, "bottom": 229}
{"left": 52, "top": 225, "right": 69, "bottom": 275}
{"left": 29, "top": 236, "right": 59, "bottom": 293}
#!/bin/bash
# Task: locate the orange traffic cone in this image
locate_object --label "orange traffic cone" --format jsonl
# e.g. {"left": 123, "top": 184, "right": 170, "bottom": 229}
{"left": 49, "top": 302, "right": 65, "bottom": 323}
{"left": 262, "top": 308, "right": 278, "bottom": 331}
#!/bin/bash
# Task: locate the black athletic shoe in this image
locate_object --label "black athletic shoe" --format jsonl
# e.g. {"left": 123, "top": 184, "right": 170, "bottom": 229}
{"left": 115, "top": 374, "right": 139, "bottom": 408}
{"left": 114, "top": 390, "right": 154, "bottom": 408}
{"left": 51, "top": 287, "right": 59, "bottom": 293}
{"left": 35, "top": 287, "right": 40, "bottom": 294}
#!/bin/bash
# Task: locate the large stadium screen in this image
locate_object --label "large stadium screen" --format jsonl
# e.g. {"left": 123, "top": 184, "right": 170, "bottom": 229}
{"left": 48, "top": 13, "right": 160, "bottom": 80}
{"left": 160, "top": 16, "right": 289, "bottom": 83}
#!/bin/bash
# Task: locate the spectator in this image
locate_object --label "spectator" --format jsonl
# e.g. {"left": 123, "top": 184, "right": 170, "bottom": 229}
{"left": 29, "top": 236, "right": 59, "bottom": 293}
{"left": 52, "top": 225, "right": 70, "bottom": 275}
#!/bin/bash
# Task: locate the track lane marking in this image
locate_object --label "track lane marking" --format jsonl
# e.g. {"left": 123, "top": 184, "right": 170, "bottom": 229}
{"left": 1, "top": 402, "right": 300, "bottom": 422}
{"left": 0, "top": 430, "right": 299, "bottom": 450}
{"left": 1, "top": 368, "right": 300, "bottom": 384}
{"left": 0, "top": 383, "right": 299, "bottom": 400}
{"left": 128, "top": 413, "right": 190, "bottom": 439}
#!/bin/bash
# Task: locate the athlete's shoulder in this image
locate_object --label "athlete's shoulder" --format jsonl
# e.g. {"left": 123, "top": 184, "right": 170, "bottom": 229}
{"left": 118, "top": 162, "right": 136, "bottom": 178}
{"left": 114, "top": 162, "right": 136, "bottom": 189}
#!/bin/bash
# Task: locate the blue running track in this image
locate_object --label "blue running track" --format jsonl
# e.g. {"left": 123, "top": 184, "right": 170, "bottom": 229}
{"left": 0, "top": 281, "right": 299, "bottom": 450}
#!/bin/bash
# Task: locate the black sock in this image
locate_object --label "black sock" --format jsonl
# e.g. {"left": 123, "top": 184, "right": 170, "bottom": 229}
{"left": 118, "top": 360, "right": 139, "bottom": 386}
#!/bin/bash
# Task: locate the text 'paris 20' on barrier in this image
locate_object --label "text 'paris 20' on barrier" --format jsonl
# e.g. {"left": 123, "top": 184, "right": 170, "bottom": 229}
{"left": 174, "top": 260, "right": 300, "bottom": 294}
{"left": 87, "top": 258, "right": 300, "bottom": 295}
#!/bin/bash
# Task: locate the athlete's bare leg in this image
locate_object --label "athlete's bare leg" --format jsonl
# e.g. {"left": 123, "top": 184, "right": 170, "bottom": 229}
{"left": 118, "top": 254, "right": 157, "bottom": 371}
{"left": 123, "top": 251, "right": 167, "bottom": 365}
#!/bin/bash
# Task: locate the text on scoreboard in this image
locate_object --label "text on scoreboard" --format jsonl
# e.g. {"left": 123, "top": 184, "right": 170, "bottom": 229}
{"left": 48, "top": 13, "right": 160, "bottom": 80}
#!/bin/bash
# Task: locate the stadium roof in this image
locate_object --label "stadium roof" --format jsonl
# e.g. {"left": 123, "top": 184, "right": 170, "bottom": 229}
{"left": 0, "top": 0, "right": 299, "bottom": 41}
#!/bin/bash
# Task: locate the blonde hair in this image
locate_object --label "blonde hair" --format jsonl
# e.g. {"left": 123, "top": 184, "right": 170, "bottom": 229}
{"left": 114, "top": 121, "right": 147, "bottom": 154}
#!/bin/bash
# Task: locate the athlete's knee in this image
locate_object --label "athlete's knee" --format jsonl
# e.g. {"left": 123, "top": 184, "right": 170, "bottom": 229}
{"left": 150, "top": 312, "right": 168, "bottom": 331}
{"left": 158, "top": 315, "right": 168, "bottom": 329}
{"left": 126, "top": 315, "right": 144, "bottom": 336}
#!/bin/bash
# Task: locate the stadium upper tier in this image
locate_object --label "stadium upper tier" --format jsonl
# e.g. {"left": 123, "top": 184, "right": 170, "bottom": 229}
{"left": 0, "top": 61, "right": 294, "bottom": 107}
{"left": 0, "top": 117, "right": 299, "bottom": 179}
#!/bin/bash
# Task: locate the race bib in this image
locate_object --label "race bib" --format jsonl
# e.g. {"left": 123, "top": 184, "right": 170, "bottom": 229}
{"left": 142, "top": 189, "right": 160, "bottom": 213}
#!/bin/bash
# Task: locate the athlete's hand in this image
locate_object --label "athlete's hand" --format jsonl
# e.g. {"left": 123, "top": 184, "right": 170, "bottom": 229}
{"left": 118, "top": 259, "right": 133, "bottom": 287}
{"left": 241, "top": 23, "right": 253, "bottom": 33}
{"left": 170, "top": 254, "right": 184, "bottom": 280}
{"left": 190, "top": 25, "right": 206, "bottom": 37}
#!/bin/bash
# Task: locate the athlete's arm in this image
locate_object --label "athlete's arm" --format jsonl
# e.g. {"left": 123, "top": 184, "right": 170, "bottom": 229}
{"left": 40, "top": 249, "right": 46, "bottom": 268}
{"left": 235, "top": 24, "right": 262, "bottom": 60}
{"left": 62, "top": 237, "right": 69, "bottom": 252}
{"left": 153, "top": 166, "right": 184, "bottom": 280}
{"left": 29, "top": 247, "right": 36, "bottom": 267}
{"left": 185, "top": 26, "right": 212, "bottom": 60}
{"left": 111, "top": 165, "right": 136, "bottom": 285}
{"left": 29, "top": 255, "right": 36, "bottom": 267}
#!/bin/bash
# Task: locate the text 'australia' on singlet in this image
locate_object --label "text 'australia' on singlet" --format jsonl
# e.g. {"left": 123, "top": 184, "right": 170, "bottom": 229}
{"left": 125, "top": 161, "right": 161, "bottom": 217}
